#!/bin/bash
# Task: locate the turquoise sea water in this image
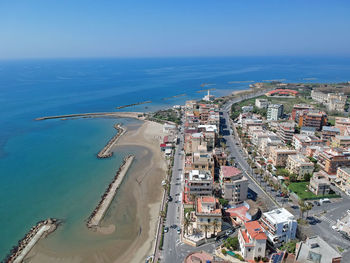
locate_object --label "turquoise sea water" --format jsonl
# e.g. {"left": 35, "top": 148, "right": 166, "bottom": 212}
{"left": 0, "top": 57, "right": 350, "bottom": 257}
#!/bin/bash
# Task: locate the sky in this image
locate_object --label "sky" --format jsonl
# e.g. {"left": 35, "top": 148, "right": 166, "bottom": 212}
{"left": 0, "top": 0, "right": 350, "bottom": 59}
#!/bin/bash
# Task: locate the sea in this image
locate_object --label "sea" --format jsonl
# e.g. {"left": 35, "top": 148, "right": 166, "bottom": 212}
{"left": 0, "top": 56, "right": 350, "bottom": 258}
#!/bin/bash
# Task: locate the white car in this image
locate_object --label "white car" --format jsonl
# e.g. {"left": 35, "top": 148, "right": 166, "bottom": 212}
{"left": 331, "top": 225, "right": 339, "bottom": 231}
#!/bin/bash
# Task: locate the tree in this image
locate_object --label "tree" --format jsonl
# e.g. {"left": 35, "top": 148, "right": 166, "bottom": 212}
{"left": 190, "top": 194, "right": 197, "bottom": 209}
{"left": 213, "top": 219, "right": 219, "bottom": 236}
{"left": 305, "top": 203, "right": 313, "bottom": 218}
{"left": 184, "top": 216, "right": 190, "bottom": 235}
{"left": 204, "top": 225, "right": 208, "bottom": 239}
{"left": 304, "top": 173, "right": 312, "bottom": 182}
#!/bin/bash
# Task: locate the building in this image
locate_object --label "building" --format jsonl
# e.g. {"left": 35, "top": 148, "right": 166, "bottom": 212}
{"left": 332, "top": 136, "right": 350, "bottom": 148}
{"left": 260, "top": 208, "right": 297, "bottom": 247}
{"left": 292, "top": 134, "right": 325, "bottom": 153}
{"left": 163, "top": 123, "right": 177, "bottom": 133}
{"left": 242, "top": 105, "right": 254, "bottom": 113}
{"left": 185, "top": 170, "right": 213, "bottom": 196}
{"left": 260, "top": 135, "right": 283, "bottom": 157}
{"left": 238, "top": 221, "right": 267, "bottom": 261}
{"left": 266, "top": 89, "right": 298, "bottom": 97}
{"left": 295, "top": 236, "right": 342, "bottom": 263}
{"left": 336, "top": 167, "right": 350, "bottom": 194}
{"left": 300, "top": 126, "right": 316, "bottom": 136}
{"left": 311, "top": 90, "right": 346, "bottom": 112}
{"left": 242, "top": 118, "right": 263, "bottom": 132}
{"left": 291, "top": 104, "right": 314, "bottom": 121}
{"left": 185, "top": 152, "right": 215, "bottom": 175}
{"left": 298, "top": 110, "right": 328, "bottom": 131}
{"left": 267, "top": 104, "right": 284, "bottom": 121}
{"left": 317, "top": 148, "right": 350, "bottom": 175}
{"left": 269, "top": 148, "right": 297, "bottom": 167}
{"left": 255, "top": 98, "right": 269, "bottom": 109}
{"left": 321, "top": 126, "right": 340, "bottom": 141}
{"left": 286, "top": 154, "right": 314, "bottom": 180}
{"left": 309, "top": 172, "right": 331, "bottom": 195}
{"left": 219, "top": 166, "right": 248, "bottom": 203}
{"left": 277, "top": 122, "right": 295, "bottom": 144}
{"left": 194, "top": 196, "right": 222, "bottom": 237}
{"left": 335, "top": 117, "right": 350, "bottom": 135}
{"left": 184, "top": 251, "right": 215, "bottom": 263}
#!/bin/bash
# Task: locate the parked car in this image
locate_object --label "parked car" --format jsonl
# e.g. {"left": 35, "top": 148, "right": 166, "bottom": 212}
{"left": 168, "top": 196, "right": 173, "bottom": 202}
{"left": 164, "top": 226, "right": 169, "bottom": 233}
{"left": 177, "top": 227, "right": 181, "bottom": 234}
{"left": 225, "top": 229, "right": 233, "bottom": 236}
{"left": 314, "top": 201, "right": 320, "bottom": 206}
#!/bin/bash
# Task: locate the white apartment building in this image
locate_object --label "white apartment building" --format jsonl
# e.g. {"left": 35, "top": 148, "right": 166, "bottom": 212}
{"left": 255, "top": 98, "right": 269, "bottom": 109}
{"left": 267, "top": 104, "right": 284, "bottom": 121}
{"left": 186, "top": 170, "right": 213, "bottom": 196}
{"left": 286, "top": 154, "right": 314, "bottom": 179}
{"left": 260, "top": 208, "right": 297, "bottom": 247}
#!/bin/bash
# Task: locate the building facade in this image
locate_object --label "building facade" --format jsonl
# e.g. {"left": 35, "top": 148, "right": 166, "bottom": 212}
{"left": 267, "top": 104, "right": 284, "bottom": 121}
{"left": 219, "top": 166, "right": 248, "bottom": 203}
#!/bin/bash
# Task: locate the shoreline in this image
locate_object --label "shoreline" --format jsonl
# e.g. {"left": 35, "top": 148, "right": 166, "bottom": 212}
{"left": 87, "top": 155, "right": 135, "bottom": 229}
{"left": 97, "top": 124, "right": 125, "bottom": 158}
{"left": 4, "top": 219, "right": 60, "bottom": 263}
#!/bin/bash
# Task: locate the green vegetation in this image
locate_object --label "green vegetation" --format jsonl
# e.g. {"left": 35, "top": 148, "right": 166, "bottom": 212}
{"left": 184, "top": 207, "right": 194, "bottom": 216}
{"left": 223, "top": 236, "right": 239, "bottom": 251}
{"left": 281, "top": 240, "right": 298, "bottom": 253}
{"left": 221, "top": 248, "right": 227, "bottom": 256}
{"left": 152, "top": 109, "right": 181, "bottom": 125}
{"left": 219, "top": 198, "right": 229, "bottom": 207}
{"left": 288, "top": 182, "right": 340, "bottom": 200}
{"left": 159, "top": 225, "right": 165, "bottom": 250}
{"left": 338, "top": 246, "right": 344, "bottom": 253}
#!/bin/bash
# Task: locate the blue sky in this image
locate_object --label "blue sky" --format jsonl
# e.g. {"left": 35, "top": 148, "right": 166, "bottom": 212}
{"left": 0, "top": 0, "right": 349, "bottom": 59}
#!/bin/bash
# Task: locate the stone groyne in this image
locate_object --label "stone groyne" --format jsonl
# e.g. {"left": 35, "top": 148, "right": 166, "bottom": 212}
{"left": 97, "top": 124, "right": 125, "bottom": 159}
{"left": 87, "top": 155, "right": 135, "bottom": 228}
{"left": 115, "top": 100, "right": 152, "bottom": 110}
{"left": 3, "top": 218, "right": 60, "bottom": 263}
{"left": 35, "top": 112, "right": 144, "bottom": 121}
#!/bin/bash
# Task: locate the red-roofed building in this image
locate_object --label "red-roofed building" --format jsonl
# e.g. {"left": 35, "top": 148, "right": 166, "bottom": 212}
{"left": 220, "top": 166, "right": 248, "bottom": 203}
{"left": 184, "top": 251, "right": 214, "bottom": 263}
{"left": 193, "top": 196, "right": 222, "bottom": 238}
{"left": 225, "top": 205, "right": 250, "bottom": 226}
{"left": 266, "top": 89, "right": 298, "bottom": 97}
{"left": 238, "top": 221, "right": 267, "bottom": 261}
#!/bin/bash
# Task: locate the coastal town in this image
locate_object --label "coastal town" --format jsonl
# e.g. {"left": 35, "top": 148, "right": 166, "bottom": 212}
{"left": 154, "top": 83, "right": 350, "bottom": 263}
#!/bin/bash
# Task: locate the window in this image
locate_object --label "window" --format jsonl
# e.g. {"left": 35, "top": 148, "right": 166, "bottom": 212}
{"left": 248, "top": 248, "right": 251, "bottom": 252}
{"left": 258, "top": 248, "right": 261, "bottom": 252}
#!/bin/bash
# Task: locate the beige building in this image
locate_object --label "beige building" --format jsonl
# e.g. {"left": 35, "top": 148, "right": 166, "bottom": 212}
{"left": 335, "top": 117, "right": 350, "bottom": 136}
{"left": 269, "top": 148, "right": 297, "bottom": 167}
{"left": 286, "top": 154, "right": 314, "bottom": 180}
{"left": 219, "top": 166, "right": 248, "bottom": 203}
{"left": 309, "top": 172, "right": 331, "bottom": 195}
{"left": 332, "top": 135, "right": 350, "bottom": 149}
{"left": 336, "top": 167, "right": 350, "bottom": 194}
{"left": 193, "top": 196, "right": 222, "bottom": 238}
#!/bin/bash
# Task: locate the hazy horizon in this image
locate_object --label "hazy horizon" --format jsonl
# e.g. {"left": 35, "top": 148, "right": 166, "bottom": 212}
{"left": 1, "top": 0, "right": 350, "bottom": 59}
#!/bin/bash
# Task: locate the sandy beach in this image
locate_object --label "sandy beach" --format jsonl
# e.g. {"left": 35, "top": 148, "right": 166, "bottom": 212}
{"left": 25, "top": 120, "right": 167, "bottom": 263}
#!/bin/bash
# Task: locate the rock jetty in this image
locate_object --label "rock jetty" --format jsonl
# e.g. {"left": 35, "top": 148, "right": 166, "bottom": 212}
{"left": 97, "top": 124, "right": 125, "bottom": 158}
{"left": 87, "top": 155, "right": 135, "bottom": 228}
{"left": 115, "top": 100, "right": 152, "bottom": 110}
{"left": 3, "top": 218, "right": 60, "bottom": 263}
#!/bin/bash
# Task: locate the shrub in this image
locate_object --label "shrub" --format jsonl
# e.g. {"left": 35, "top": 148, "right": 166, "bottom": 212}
{"left": 221, "top": 248, "right": 227, "bottom": 255}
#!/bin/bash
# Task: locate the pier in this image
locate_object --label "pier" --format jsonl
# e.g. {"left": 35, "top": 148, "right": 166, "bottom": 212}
{"left": 97, "top": 124, "right": 125, "bottom": 158}
{"left": 87, "top": 155, "right": 135, "bottom": 228}
{"left": 4, "top": 219, "right": 59, "bottom": 263}
{"left": 35, "top": 111, "right": 144, "bottom": 121}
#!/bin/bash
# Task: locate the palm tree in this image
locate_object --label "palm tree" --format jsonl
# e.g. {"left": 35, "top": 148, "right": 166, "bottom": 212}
{"left": 204, "top": 225, "right": 208, "bottom": 239}
{"left": 305, "top": 203, "right": 313, "bottom": 218}
{"left": 190, "top": 194, "right": 197, "bottom": 209}
{"left": 212, "top": 220, "right": 219, "bottom": 236}
{"left": 184, "top": 216, "right": 190, "bottom": 235}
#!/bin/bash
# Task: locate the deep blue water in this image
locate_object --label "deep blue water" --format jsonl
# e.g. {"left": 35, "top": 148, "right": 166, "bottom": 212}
{"left": 0, "top": 57, "right": 350, "bottom": 257}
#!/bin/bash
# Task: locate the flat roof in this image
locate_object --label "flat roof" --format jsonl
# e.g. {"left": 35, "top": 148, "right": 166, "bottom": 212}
{"left": 263, "top": 208, "right": 295, "bottom": 224}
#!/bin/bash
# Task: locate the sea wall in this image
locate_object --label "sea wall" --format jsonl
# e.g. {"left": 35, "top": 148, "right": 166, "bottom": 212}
{"left": 3, "top": 218, "right": 60, "bottom": 263}
{"left": 87, "top": 155, "right": 135, "bottom": 228}
{"left": 97, "top": 124, "right": 125, "bottom": 158}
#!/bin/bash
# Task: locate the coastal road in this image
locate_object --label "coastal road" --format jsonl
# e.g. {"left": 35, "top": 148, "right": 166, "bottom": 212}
{"left": 221, "top": 99, "right": 278, "bottom": 211}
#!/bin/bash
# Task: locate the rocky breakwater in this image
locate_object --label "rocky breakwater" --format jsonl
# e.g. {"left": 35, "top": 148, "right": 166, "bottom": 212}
{"left": 97, "top": 124, "right": 126, "bottom": 159}
{"left": 87, "top": 155, "right": 135, "bottom": 229}
{"left": 3, "top": 218, "right": 60, "bottom": 263}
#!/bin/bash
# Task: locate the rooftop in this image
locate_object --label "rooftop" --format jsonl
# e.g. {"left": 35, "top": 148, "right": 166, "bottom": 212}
{"left": 245, "top": 221, "right": 267, "bottom": 240}
{"left": 221, "top": 166, "right": 242, "bottom": 178}
{"left": 189, "top": 170, "right": 212, "bottom": 181}
{"left": 263, "top": 208, "right": 295, "bottom": 224}
{"left": 322, "top": 126, "right": 340, "bottom": 132}
{"left": 185, "top": 251, "right": 214, "bottom": 263}
{"left": 196, "top": 196, "right": 221, "bottom": 215}
{"left": 296, "top": 236, "right": 341, "bottom": 263}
